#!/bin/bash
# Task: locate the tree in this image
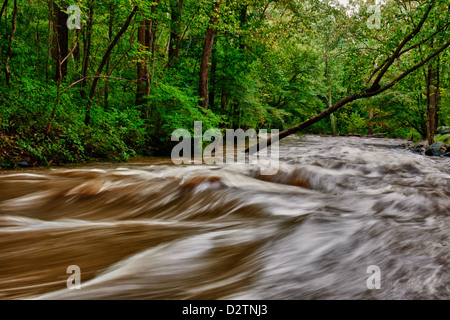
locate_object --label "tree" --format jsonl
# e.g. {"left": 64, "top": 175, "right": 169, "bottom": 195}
{"left": 136, "top": 1, "right": 159, "bottom": 117}
{"left": 80, "top": 2, "right": 94, "bottom": 100}
{"left": 198, "top": 0, "right": 221, "bottom": 110}
{"left": 53, "top": 2, "right": 68, "bottom": 80}
{"left": 246, "top": 0, "right": 450, "bottom": 152}
{"left": 425, "top": 57, "right": 440, "bottom": 145}
{"left": 169, "top": 0, "right": 184, "bottom": 62}
{"left": 136, "top": 17, "right": 150, "bottom": 106}
{"left": 4, "top": 0, "right": 17, "bottom": 86}
{"left": 85, "top": 5, "right": 138, "bottom": 125}
{"left": 0, "top": 0, "right": 10, "bottom": 77}
{"left": 1, "top": 0, "right": 449, "bottom": 167}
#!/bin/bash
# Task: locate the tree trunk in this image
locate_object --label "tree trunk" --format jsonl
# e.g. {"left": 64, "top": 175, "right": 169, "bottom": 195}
{"left": 85, "top": 6, "right": 138, "bottom": 126}
{"left": 0, "top": 0, "right": 9, "bottom": 73}
{"left": 104, "top": 6, "right": 114, "bottom": 109}
{"left": 4, "top": 0, "right": 17, "bottom": 86}
{"left": 239, "top": 5, "right": 247, "bottom": 51}
{"left": 169, "top": 0, "right": 184, "bottom": 62}
{"left": 146, "top": 13, "right": 158, "bottom": 119}
{"left": 325, "top": 54, "right": 336, "bottom": 135}
{"left": 425, "top": 59, "right": 439, "bottom": 146}
{"left": 136, "top": 18, "right": 150, "bottom": 106}
{"left": 73, "top": 29, "right": 81, "bottom": 64}
{"left": 45, "top": 0, "right": 53, "bottom": 83}
{"left": 137, "top": 1, "right": 158, "bottom": 118}
{"left": 199, "top": 0, "right": 221, "bottom": 110}
{"left": 53, "top": 2, "right": 68, "bottom": 81}
{"left": 368, "top": 109, "right": 374, "bottom": 135}
{"left": 221, "top": 88, "right": 227, "bottom": 110}
{"left": 209, "top": 50, "right": 217, "bottom": 111}
{"left": 433, "top": 56, "right": 440, "bottom": 133}
{"left": 0, "top": 0, "right": 8, "bottom": 20}
{"left": 81, "top": 5, "right": 94, "bottom": 99}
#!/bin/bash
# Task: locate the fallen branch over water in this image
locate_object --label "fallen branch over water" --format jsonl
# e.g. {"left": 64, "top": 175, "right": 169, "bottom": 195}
{"left": 245, "top": 2, "right": 450, "bottom": 154}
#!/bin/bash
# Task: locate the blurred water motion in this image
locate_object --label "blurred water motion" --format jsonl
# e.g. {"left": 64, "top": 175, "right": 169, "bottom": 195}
{"left": 0, "top": 135, "right": 449, "bottom": 300}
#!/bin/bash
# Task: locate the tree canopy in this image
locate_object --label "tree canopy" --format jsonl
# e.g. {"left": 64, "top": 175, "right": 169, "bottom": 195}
{"left": 0, "top": 0, "right": 449, "bottom": 167}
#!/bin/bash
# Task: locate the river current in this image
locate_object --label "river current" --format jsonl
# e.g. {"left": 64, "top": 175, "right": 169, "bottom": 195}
{"left": 0, "top": 135, "right": 449, "bottom": 299}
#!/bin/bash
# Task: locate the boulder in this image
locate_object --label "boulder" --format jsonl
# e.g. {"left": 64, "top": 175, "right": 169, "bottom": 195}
{"left": 16, "top": 161, "right": 29, "bottom": 168}
{"left": 394, "top": 143, "right": 413, "bottom": 150}
{"left": 410, "top": 141, "right": 428, "bottom": 154}
{"left": 416, "top": 141, "right": 428, "bottom": 148}
{"left": 425, "top": 142, "right": 443, "bottom": 157}
{"left": 436, "top": 126, "right": 450, "bottom": 135}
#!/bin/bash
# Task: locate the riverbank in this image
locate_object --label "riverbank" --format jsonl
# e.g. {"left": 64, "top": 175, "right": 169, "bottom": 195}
{"left": 0, "top": 130, "right": 153, "bottom": 170}
{"left": 395, "top": 134, "right": 450, "bottom": 158}
{"left": 2, "top": 132, "right": 450, "bottom": 170}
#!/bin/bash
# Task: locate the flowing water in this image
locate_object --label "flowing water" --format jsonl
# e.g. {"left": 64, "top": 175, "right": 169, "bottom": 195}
{"left": 0, "top": 135, "right": 449, "bottom": 300}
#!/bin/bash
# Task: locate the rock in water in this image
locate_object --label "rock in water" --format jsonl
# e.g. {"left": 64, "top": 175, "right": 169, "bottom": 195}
{"left": 417, "top": 142, "right": 427, "bottom": 148}
{"left": 425, "top": 142, "right": 443, "bottom": 157}
{"left": 409, "top": 141, "right": 427, "bottom": 155}
{"left": 16, "top": 161, "right": 29, "bottom": 168}
{"left": 436, "top": 126, "right": 450, "bottom": 135}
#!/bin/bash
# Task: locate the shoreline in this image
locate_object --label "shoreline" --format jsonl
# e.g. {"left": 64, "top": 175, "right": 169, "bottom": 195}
{"left": 2, "top": 134, "right": 450, "bottom": 170}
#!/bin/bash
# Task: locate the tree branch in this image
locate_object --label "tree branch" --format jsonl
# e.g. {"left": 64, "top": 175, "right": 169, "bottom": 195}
{"left": 368, "top": 1, "right": 434, "bottom": 91}
{"left": 84, "top": 5, "right": 138, "bottom": 125}
{"left": 246, "top": 32, "right": 450, "bottom": 153}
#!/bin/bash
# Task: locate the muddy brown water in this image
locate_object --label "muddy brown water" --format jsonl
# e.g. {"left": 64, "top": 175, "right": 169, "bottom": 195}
{"left": 0, "top": 135, "right": 449, "bottom": 299}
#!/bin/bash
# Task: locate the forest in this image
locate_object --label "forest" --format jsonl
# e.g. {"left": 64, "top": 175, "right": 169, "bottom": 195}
{"left": 0, "top": 0, "right": 449, "bottom": 167}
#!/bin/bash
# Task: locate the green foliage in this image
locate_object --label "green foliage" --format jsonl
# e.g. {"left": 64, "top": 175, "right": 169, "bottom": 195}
{"left": 145, "top": 80, "right": 223, "bottom": 153}
{"left": 435, "top": 134, "right": 450, "bottom": 144}
{"left": 0, "top": 79, "right": 144, "bottom": 166}
{"left": 1, "top": 0, "right": 449, "bottom": 167}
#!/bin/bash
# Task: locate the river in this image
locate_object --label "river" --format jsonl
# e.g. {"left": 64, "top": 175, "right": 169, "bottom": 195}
{"left": 0, "top": 135, "right": 449, "bottom": 300}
